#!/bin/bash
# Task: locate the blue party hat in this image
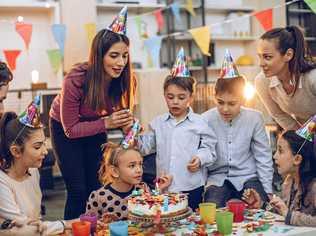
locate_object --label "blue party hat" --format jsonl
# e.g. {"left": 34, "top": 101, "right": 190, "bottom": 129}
{"left": 170, "top": 47, "right": 191, "bottom": 78}
{"left": 107, "top": 6, "right": 127, "bottom": 35}
{"left": 219, "top": 49, "right": 241, "bottom": 79}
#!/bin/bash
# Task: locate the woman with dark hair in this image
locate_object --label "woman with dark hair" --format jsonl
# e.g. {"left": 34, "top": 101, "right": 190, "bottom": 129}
{"left": 0, "top": 61, "right": 13, "bottom": 116}
{"left": 49, "top": 7, "right": 136, "bottom": 219}
{"left": 255, "top": 26, "right": 316, "bottom": 130}
{"left": 243, "top": 130, "right": 316, "bottom": 227}
{"left": 0, "top": 98, "right": 75, "bottom": 235}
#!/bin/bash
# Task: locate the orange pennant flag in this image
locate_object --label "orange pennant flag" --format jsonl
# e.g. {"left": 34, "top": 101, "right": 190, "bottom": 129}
{"left": 153, "top": 9, "right": 164, "bottom": 32}
{"left": 188, "top": 26, "right": 210, "bottom": 56}
{"left": 3, "top": 50, "right": 21, "bottom": 71}
{"left": 254, "top": 9, "right": 273, "bottom": 31}
{"left": 15, "top": 22, "right": 33, "bottom": 50}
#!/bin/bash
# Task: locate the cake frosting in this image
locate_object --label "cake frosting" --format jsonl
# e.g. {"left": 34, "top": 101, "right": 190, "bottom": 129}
{"left": 128, "top": 192, "right": 188, "bottom": 217}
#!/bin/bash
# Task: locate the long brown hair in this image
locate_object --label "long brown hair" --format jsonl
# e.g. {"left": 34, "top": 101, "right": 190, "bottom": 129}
{"left": 260, "top": 26, "right": 316, "bottom": 95}
{"left": 84, "top": 29, "right": 131, "bottom": 113}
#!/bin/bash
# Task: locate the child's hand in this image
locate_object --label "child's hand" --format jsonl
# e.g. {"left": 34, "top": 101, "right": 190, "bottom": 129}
{"left": 242, "top": 188, "right": 262, "bottom": 209}
{"left": 27, "top": 219, "right": 47, "bottom": 234}
{"left": 187, "top": 156, "right": 201, "bottom": 173}
{"left": 269, "top": 196, "right": 289, "bottom": 216}
{"left": 158, "top": 174, "right": 173, "bottom": 191}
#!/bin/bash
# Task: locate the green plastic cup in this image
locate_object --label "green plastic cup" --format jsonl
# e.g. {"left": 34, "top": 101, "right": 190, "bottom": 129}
{"left": 216, "top": 211, "right": 233, "bottom": 235}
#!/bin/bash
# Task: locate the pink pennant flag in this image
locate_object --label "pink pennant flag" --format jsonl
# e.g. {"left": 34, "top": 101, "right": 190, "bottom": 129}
{"left": 15, "top": 22, "right": 33, "bottom": 50}
{"left": 3, "top": 50, "right": 21, "bottom": 71}
{"left": 153, "top": 9, "right": 164, "bottom": 32}
{"left": 254, "top": 9, "right": 273, "bottom": 31}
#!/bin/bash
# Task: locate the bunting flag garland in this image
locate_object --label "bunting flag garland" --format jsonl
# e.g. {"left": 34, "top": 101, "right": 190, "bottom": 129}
{"left": 84, "top": 23, "right": 96, "bottom": 48}
{"left": 185, "top": 0, "right": 196, "bottom": 16}
{"left": 153, "top": 9, "right": 164, "bottom": 32}
{"left": 15, "top": 22, "right": 32, "bottom": 50}
{"left": 144, "top": 36, "right": 162, "bottom": 68}
{"left": 47, "top": 49, "right": 62, "bottom": 74}
{"left": 188, "top": 26, "right": 211, "bottom": 56}
{"left": 254, "top": 8, "right": 273, "bottom": 31}
{"left": 3, "top": 50, "right": 21, "bottom": 71}
{"left": 170, "top": 3, "right": 181, "bottom": 24}
{"left": 51, "top": 24, "right": 66, "bottom": 57}
{"left": 304, "top": 0, "right": 316, "bottom": 13}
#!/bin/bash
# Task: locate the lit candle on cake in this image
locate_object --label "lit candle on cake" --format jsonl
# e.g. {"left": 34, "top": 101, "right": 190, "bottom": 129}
{"left": 163, "top": 195, "right": 169, "bottom": 212}
{"left": 155, "top": 181, "right": 160, "bottom": 195}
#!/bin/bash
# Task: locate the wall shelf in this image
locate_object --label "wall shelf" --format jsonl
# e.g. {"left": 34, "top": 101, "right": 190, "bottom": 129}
{"left": 174, "top": 34, "right": 256, "bottom": 41}
{"left": 96, "top": 3, "right": 166, "bottom": 11}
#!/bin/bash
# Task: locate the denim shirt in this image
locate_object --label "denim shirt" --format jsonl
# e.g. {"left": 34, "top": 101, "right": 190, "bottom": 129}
{"left": 137, "top": 108, "right": 217, "bottom": 192}
{"left": 202, "top": 107, "right": 273, "bottom": 194}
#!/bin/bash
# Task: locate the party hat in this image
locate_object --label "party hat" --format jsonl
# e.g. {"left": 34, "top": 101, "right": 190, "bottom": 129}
{"left": 107, "top": 6, "right": 127, "bottom": 35}
{"left": 219, "top": 49, "right": 241, "bottom": 79}
{"left": 18, "top": 95, "right": 42, "bottom": 128}
{"left": 296, "top": 117, "right": 315, "bottom": 142}
{"left": 170, "top": 47, "right": 191, "bottom": 78}
{"left": 121, "top": 119, "right": 141, "bottom": 149}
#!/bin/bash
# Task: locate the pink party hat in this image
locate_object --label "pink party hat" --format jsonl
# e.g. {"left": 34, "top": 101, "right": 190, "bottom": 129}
{"left": 170, "top": 47, "right": 191, "bottom": 78}
{"left": 219, "top": 49, "right": 241, "bottom": 79}
{"left": 18, "top": 95, "right": 42, "bottom": 128}
{"left": 107, "top": 6, "right": 127, "bottom": 35}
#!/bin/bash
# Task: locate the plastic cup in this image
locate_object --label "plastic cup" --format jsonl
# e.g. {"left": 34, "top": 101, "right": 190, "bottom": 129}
{"left": 80, "top": 213, "right": 97, "bottom": 234}
{"left": 227, "top": 200, "right": 246, "bottom": 222}
{"left": 216, "top": 211, "right": 233, "bottom": 235}
{"left": 199, "top": 202, "right": 216, "bottom": 224}
{"left": 109, "top": 221, "right": 128, "bottom": 236}
{"left": 72, "top": 221, "right": 91, "bottom": 236}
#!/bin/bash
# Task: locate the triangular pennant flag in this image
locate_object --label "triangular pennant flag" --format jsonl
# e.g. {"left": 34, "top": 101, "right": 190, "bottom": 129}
{"left": 304, "top": 0, "right": 316, "bottom": 13}
{"left": 254, "top": 8, "right": 273, "bottom": 31}
{"left": 171, "top": 3, "right": 181, "bottom": 24}
{"left": 185, "top": 0, "right": 196, "bottom": 16}
{"left": 153, "top": 9, "right": 164, "bottom": 32}
{"left": 188, "top": 26, "right": 210, "bottom": 55}
{"left": 51, "top": 24, "right": 66, "bottom": 57}
{"left": 134, "top": 15, "right": 142, "bottom": 38}
{"left": 84, "top": 23, "right": 96, "bottom": 48}
{"left": 144, "top": 36, "right": 162, "bottom": 68}
{"left": 47, "top": 49, "right": 62, "bottom": 74}
{"left": 3, "top": 50, "right": 21, "bottom": 71}
{"left": 15, "top": 22, "right": 32, "bottom": 50}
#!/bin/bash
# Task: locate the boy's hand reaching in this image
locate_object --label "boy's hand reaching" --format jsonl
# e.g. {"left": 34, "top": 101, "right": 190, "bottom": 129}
{"left": 242, "top": 188, "right": 262, "bottom": 209}
{"left": 158, "top": 174, "right": 173, "bottom": 191}
{"left": 187, "top": 156, "right": 201, "bottom": 173}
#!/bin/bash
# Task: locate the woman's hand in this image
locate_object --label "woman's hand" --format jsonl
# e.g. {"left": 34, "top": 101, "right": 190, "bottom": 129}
{"left": 27, "top": 219, "right": 47, "bottom": 234}
{"left": 242, "top": 188, "right": 262, "bottom": 209}
{"left": 269, "top": 196, "right": 289, "bottom": 216}
{"left": 158, "top": 174, "right": 173, "bottom": 191}
{"left": 103, "top": 110, "right": 133, "bottom": 130}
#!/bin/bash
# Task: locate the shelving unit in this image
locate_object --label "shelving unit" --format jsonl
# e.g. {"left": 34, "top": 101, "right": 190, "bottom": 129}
{"left": 286, "top": 0, "right": 316, "bottom": 55}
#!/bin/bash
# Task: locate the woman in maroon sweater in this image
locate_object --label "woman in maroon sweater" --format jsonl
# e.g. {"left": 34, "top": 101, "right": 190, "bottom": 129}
{"left": 49, "top": 8, "right": 135, "bottom": 219}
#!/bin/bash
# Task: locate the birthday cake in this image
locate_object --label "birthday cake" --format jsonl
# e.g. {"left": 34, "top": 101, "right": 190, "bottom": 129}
{"left": 128, "top": 192, "right": 188, "bottom": 217}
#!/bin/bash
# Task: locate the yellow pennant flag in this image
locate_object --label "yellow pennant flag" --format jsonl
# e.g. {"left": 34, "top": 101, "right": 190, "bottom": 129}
{"left": 189, "top": 26, "right": 210, "bottom": 56}
{"left": 84, "top": 23, "right": 96, "bottom": 48}
{"left": 185, "top": 0, "right": 196, "bottom": 16}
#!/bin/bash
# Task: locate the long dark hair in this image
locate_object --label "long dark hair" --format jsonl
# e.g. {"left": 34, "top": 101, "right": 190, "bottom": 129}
{"left": 0, "top": 112, "right": 40, "bottom": 170}
{"left": 0, "top": 61, "right": 13, "bottom": 85}
{"left": 83, "top": 29, "right": 131, "bottom": 113}
{"left": 260, "top": 26, "right": 316, "bottom": 95}
{"left": 281, "top": 130, "right": 316, "bottom": 206}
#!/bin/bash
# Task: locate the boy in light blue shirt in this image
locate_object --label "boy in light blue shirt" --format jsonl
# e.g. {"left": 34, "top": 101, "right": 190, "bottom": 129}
{"left": 137, "top": 49, "right": 217, "bottom": 210}
{"left": 202, "top": 50, "right": 273, "bottom": 207}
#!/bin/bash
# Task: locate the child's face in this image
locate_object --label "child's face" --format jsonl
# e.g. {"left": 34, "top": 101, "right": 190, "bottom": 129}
{"left": 215, "top": 92, "right": 242, "bottom": 122}
{"left": 116, "top": 150, "right": 143, "bottom": 185}
{"left": 164, "top": 84, "right": 192, "bottom": 119}
{"left": 273, "top": 136, "right": 297, "bottom": 176}
{"left": 18, "top": 129, "right": 48, "bottom": 169}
